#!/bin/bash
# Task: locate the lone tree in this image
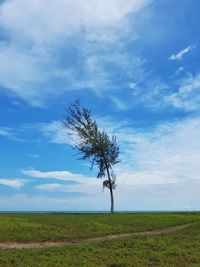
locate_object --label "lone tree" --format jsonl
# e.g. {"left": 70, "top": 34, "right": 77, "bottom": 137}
{"left": 64, "top": 100, "right": 120, "bottom": 213}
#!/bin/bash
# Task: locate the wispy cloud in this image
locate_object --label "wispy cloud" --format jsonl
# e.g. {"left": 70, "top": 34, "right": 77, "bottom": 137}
{"left": 0, "top": 0, "right": 148, "bottom": 45}
{"left": 37, "top": 183, "right": 69, "bottom": 191}
{"left": 36, "top": 183, "right": 88, "bottom": 198}
{"left": 0, "top": 127, "right": 23, "bottom": 141}
{"left": 0, "top": 179, "right": 24, "bottom": 189}
{"left": 19, "top": 114, "right": 200, "bottom": 210}
{"left": 92, "top": 115, "right": 200, "bottom": 187}
{"left": 2, "top": 114, "right": 200, "bottom": 210}
{"left": 21, "top": 169, "right": 102, "bottom": 202}
{"left": 21, "top": 169, "right": 93, "bottom": 183}
{"left": 39, "top": 121, "right": 71, "bottom": 145}
{"left": 0, "top": 121, "right": 74, "bottom": 145}
{"left": 0, "top": 0, "right": 151, "bottom": 106}
{"left": 0, "top": 193, "right": 108, "bottom": 211}
{"left": 165, "top": 73, "right": 200, "bottom": 111}
{"left": 24, "top": 154, "right": 41, "bottom": 159}
{"left": 0, "top": 120, "right": 72, "bottom": 144}
{"left": 169, "top": 45, "right": 195, "bottom": 61}
{"left": 27, "top": 115, "right": 200, "bottom": 188}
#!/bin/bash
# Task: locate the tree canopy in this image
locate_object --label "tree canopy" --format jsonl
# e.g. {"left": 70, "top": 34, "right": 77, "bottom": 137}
{"left": 64, "top": 100, "right": 120, "bottom": 212}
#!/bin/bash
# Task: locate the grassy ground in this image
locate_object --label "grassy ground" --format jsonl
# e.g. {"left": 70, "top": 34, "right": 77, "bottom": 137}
{"left": 0, "top": 212, "right": 199, "bottom": 242}
{"left": 0, "top": 212, "right": 200, "bottom": 266}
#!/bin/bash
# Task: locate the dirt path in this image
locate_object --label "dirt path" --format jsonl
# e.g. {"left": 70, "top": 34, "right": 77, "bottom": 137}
{"left": 0, "top": 224, "right": 189, "bottom": 250}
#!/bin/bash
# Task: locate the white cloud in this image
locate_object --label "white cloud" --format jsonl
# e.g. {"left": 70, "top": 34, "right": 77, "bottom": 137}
{"left": 169, "top": 45, "right": 195, "bottom": 61}
{"left": 0, "top": 0, "right": 150, "bottom": 106}
{"left": 0, "top": 120, "right": 73, "bottom": 144}
{"left": 0, "top": 121, "right": 70, "bottom": 144}
{"left": 20, "top": 113, "right": 200, "bottom": 210}
{"left": 165, "top": 73, "right": 200, "bottom": 111}
{"left": 0, "top": 179, "right": 24, "bottom": 189}
{"left": 24, "top": 115, "right": 200, "bottom": 187}
{"left": 6, "top": 113, "right": 199, "bottom": 210}
{"left": 26, "top": 114, "right": 200, "bottom": 191}
{"left": 21, "top": 168, "right": 94, "bottom": 182}
{"left": 117, "top": 170, "right": 177, "bottom": 186}
{"left": 121, "top": 119, "right": 200, "bottom": 189}
{"left": 91, "top": 115, "right": 200, "bottom": 187}
{"left": 22, "top": 168, "right": 102, "bottom": 195}
{"left": 0, "top": 0, "right": 148, "bottom": 45}
{"left": 128, "top": 82, "right": 137, "bottom": 89}
{"left": 96, "top": 115, "right": 200, "bottom": 209}
{"left": 22, "top": 169, "right": 104, "bottom": 204}
{"left": 0, "top": 127, "right": 23, "bottom": 141}
{"left": 0, "top": 193, "right": 109, "bottom": 211}
{"left": 39, "top": 121, "right": 71, "bottom": 145}
{"left": 2, "top": 115, "right": 200, "bottom": 210}
{"left": 128, "top": 82, "right": 140, "bottom": 96}
{"left": 37, "top": 183, "right": 72, "bottom": 192}
{"left": 111, "top": 97, "right": 128, "bottom": 111}
{"left": 24, "top": 154, "right": 41, "bottom": 159}
{"left": 0, "top": 127, "right": 14, "bottom": 138}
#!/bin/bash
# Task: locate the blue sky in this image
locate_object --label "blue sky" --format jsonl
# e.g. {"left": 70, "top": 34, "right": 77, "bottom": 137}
{"left": 0, "top": 0, "right": 200, "bottom": 211}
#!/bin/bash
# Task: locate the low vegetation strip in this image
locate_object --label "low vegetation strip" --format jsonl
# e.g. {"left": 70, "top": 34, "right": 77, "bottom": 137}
{"left": 0, "top": 223, "right": 190, "bottom": 250}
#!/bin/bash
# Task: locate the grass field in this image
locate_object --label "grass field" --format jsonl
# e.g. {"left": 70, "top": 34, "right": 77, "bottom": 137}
{"left": 0, "top": 212, "right": 200, "bottom": 266}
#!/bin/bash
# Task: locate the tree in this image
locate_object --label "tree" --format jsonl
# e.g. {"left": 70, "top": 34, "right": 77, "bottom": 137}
{"left": 64, "top": 100, "right": 120, "bottom": 213}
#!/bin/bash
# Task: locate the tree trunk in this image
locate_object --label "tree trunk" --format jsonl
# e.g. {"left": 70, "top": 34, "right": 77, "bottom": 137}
{"left": 109, "top": 183, "right": 114, "bottom": 213}
{"left": 105, "top": 165, "right": 114, "bottom": 213}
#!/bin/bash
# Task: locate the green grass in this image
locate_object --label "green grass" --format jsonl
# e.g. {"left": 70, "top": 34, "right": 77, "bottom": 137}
{"left": 0, "top": 212, "right": 199, "bottom": 242}
{"left": 0, "top": 212, "right": 200, "bottom": 266}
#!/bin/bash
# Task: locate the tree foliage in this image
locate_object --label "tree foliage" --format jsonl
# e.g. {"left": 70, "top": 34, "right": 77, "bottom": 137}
{"left": 64, "top": 100, "right": 120, "bottom": 212}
